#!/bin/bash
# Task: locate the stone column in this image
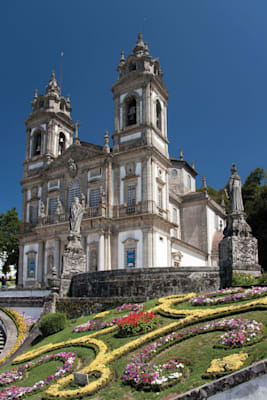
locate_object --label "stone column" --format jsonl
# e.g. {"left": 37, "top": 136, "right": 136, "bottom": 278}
{"left": 167, "top": 237, "right": 172, "bottom": 267}
{"left": 145, "top": 83, "right": 151, "bottom": 125}
{"left": 104, "top": 230, "right": 111, "bottom": 270}
{"left": 98, "top": 233, "right": 105, "bottom": 271}
{"left": 107, "top": 160, "right": 113, "bottom": 218}
{"left": 55, "top": 239, "right": 61, "bottom": 277}
{"left": 152, "top": 228, "right": 156, "bottom": 268}
{"left": 17, "top": 245, "right": 24, "bottom": 288}
{"left": 165, "top": 169, "right": 170, "bottom": 220}
{"left": 143, "top": 228, "right": 153, "bottom": 268}
{"left": 114, "top": 96, "right": 120, "bottom": 132}
{"left": 111, "top": 232, "right": 118, "bottom": 270}
{"left": 26, "top": 129, "right": 31, "bottom": 160}
{"left": 146, "top": 158, "right": 152, "bottom": 213}
{"left": 38, "top": 240, "right": 45, "bottom": 288}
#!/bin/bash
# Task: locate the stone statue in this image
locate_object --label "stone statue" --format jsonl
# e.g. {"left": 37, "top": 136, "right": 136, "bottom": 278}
{"left": 219, "top": 163, "right": 261, "bottom": 288}
{"left": 40, "top": 201, "right": 46, "bottom": 218}
{"left": 225, "top": 164, "right": 244, "bottom": 213}
{"left": 68, "top": 158, "right": 77, "bottom": 178}
{"left": 55, "top": 197, "right": 64, "bottom": 215}
{"left": 47, "top": 254, "right": 54, "bottom": 275}
{"left": 81, "top": 193, "right": 86, "bottom": 209}
{"left": 69, "top": 197, "right": 84, "bottom": 234}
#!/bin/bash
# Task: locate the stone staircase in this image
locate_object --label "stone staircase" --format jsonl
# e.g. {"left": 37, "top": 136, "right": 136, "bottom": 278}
{"left": 0, "top": 327, "right": 6, "bottom": 354}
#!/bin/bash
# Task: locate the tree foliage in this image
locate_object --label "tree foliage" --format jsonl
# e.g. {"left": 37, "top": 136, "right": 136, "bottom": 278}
{"left": 197, "top": 168, "right": 267, "bottom": 270}
{"left": 197, "top": 185, "right": 230, "bottom": 213}
{"left": 0, "top": 208, "right": 20, "bottom": 275}
{"left": 242, "top": 168, "right": 267, "bottom": 270}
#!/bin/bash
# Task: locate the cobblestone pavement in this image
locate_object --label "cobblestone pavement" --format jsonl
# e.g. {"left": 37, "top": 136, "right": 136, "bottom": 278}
{"left": 209, "top": 374, "right": 267, "bottom": 399}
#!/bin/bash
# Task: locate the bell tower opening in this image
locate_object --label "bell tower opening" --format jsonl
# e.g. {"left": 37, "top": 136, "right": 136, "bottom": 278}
{"left": 156, "top": 100, "right": 162, "bottom": 131}
{"left": 112, "top": 33, "right": 169, "bottom": 157}
{"left": 58, "top": 132, "right": 66, "bottom": 155}
{"left": 33, "top": 131, "right": 42, "bottom": 156}
{"left": 126, "top": 97, "right": 136, "bottom": 126}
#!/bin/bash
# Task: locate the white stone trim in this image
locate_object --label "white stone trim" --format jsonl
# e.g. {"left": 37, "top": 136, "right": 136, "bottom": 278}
{"left": 23, "top": 243, "right": 39, "bottom": 283}
{"left": 28, "top": 161, "right": 44, "bottom": 170}
{"left": 120, "top": 166, "right": 126, "bottom": 205}
{"left": 120, "top": 132, "right": 141, "bottom": 143}
{"left": 118, "top": 230, "right": 143, "bottom": 269}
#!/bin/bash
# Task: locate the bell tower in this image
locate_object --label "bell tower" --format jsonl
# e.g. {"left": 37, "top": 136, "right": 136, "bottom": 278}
{"left": 23, "top": 72, "right": 74, "bottom": 177}
{"left": 111, "top": 33, "right": 169, "bottom": 158}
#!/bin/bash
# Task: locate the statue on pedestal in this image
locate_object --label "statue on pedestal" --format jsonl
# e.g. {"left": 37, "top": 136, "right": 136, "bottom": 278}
{"left": 69, "top": 197, "right": 84, "bottom": 234}
{"left": 60, "top": 196, "right": 86, "bottom": 296}
{"left": 225, "top": 163, "right": 244, "bottom": 213}
{"left": 219, "top": 164, "right": 261, "bottom": 288}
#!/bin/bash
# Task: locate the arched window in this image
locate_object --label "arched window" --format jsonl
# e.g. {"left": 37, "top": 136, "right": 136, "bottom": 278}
{"left": 58, "top": 132, "right": 66, "bottom": 155}
{"left": 129, "top": 63, "right": 136, "bottom": 72}
{"left": 187, "top": 174, "right": 191, "bottom": 190}
{"left": 60, "top": 102, "right": 64, "bottom": 111}
{"left": 33, "top": 131, "right": 42, "bottom": 156}
{"left": 156, "top": 100, "right": 161, "bottom": 130}
{"left": 126, "top": 97, "right": 136, "bottom": 126}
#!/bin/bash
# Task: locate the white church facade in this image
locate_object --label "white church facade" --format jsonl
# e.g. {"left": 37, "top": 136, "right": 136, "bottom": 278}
{"left": 18, "top": 34, "right": 225, "bottom": 289}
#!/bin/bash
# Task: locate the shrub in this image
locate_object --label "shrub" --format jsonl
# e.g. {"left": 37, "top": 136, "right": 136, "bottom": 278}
{"left": 116, "top": 311, "right": 158, "bottom": 337}
{"left": 232, "top": 272, "right": 266, "bottom": 287}
{"left": 38, "top": 312, "right": 67, "bottom": 337}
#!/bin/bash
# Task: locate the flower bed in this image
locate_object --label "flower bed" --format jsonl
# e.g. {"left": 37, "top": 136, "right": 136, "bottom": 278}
{"left": 0, "top": 308, "right": 31, "bottom": 365}
{"left": 217, "top": 319, "right": 263, "bottom": 348}
{"left": 203, "top": 352, "right": 248, "bottom": 378}
{"left": 116, "top": 311, "right": 158, "bottom": 337}
{"left": 0, "top": 351, "right": 76, "bottom": 400}
{"left": 94, "top": 311, "right": 110, "bottom": 319}
{"left": 9, "top": 294, "right": 267, "bottom": 399}
{"left": 189, "top": 287, "right": 267, "bottom": 306}
{"left": 72, "top": 318, "right": 119, "bottom": 333}
{"left": 115, "top": 303, "right": 143, "bottom": 313}
{"left": 123, "top": 359, "right": 185, "bottom": 391}
{"left": 122, "top": 317, "right": 263, "bottom": 391}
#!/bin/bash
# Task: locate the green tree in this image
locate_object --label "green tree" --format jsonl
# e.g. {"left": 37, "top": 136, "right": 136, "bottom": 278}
{"left": 242, "top": 168, "right": 267, "bottom": 270}
{"left": 0, "top": 208, "right": 20, "bottom": 275}
{"left": 197, "top": 185, "right": 230, "bottom": 212}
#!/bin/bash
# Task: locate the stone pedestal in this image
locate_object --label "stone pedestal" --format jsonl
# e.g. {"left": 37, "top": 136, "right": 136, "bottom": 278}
{"left": 219, "top": 235, "right": 261, "bottom": 288}
{"left": 60, "top": 234, "right": 86, "bottom": 296}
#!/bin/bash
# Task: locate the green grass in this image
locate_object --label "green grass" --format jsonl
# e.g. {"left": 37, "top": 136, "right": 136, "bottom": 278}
{"left": 0, "top": 294, "right": 266, "bottom": 400}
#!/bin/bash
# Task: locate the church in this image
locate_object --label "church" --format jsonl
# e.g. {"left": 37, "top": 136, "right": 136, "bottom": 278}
{"left": 18, "top": 33, "right": 226, "bottom": 289}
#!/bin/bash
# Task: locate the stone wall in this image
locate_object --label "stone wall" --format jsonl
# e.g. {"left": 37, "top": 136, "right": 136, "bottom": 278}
{"left": 0, "top": 297, "right": 44, "bottom": 308}
{"left": 56, "top": 296, "right": 146, "bottom": 319}
{"left": 71, "top": 267, "right": 220, "bottom": 299}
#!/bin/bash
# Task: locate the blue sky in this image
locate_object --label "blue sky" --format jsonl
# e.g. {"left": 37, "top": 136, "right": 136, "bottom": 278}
{"left": 1, "top": 0, "right": 267, "bottom": 216}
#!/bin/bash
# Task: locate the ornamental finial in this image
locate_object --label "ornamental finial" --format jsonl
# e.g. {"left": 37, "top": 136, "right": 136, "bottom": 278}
{"left": 120, "top": 50, "right": 125, "bottom": 63}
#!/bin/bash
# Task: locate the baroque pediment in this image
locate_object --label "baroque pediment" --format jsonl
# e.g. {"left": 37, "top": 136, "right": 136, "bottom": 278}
{"left": 44, "top": 144, "right": 105, "bottom": 172}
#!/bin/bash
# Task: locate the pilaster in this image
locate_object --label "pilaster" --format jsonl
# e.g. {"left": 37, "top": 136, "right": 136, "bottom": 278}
{"left": 17, "top": 245, "right": 24, "bottom": 287}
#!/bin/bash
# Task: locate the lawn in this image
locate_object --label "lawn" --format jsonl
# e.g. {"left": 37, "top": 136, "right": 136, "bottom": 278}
{"left": 0, "top": 288, "right": 266, "bottom": 400}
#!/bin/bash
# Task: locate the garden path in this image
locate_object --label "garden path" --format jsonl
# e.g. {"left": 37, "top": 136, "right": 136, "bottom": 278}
{"left": 0, "top": 309, "right": 17, "bottom": 361}
{"left": 209, "top": 373, "right": 267, "bottom": 400}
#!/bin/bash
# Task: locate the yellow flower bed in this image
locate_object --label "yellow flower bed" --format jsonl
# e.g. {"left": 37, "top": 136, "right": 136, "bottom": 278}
{"left": 11, "top": 293, "right": 267, "bottom": 399}
{"left": 94, "top": 310, "right": 110, "bottom": 319}
{"left": 207, "top": 352, "right": 248, "bottom": 374}
{"left": 0, "top": 308, "right": 28, "bottom": 365}
{"left": 13, "top": 326, "right": 115, "bottom": 364}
